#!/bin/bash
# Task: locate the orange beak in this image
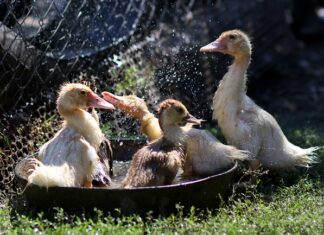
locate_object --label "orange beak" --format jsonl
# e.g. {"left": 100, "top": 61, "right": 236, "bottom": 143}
{"left": 200, "top": 39, "right": 227, "bottom": 53}
{"left": 88, "top": 92, "right": 115, "bottom": 110}
{"left": 101, "top": 91, "right": 125, "bottom": 106}
{"left": 102, "top": 91, "right": 148, "bottom": 120}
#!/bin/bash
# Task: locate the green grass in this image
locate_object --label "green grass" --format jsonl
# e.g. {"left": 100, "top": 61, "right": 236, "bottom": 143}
{"left": 1, "top": 112, "right": 323, "bottom": 235}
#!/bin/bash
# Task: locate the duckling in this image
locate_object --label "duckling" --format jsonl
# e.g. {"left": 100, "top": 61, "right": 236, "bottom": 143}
{"left": 26, "top": 83, "right": 115, "bottom": 187}
{"left": 200, "top": 29, "right": 319, "bottom": 169}
{"left": 102, "top": 92, "right": 162, "bottom": 141}
{"left": 122, "top": 99, "right": 201, "bottom": 188}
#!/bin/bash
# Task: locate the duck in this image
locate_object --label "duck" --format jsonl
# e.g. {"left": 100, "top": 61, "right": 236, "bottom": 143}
{"left": 24, "top": 83, "right": 115, "bottom": 187}
{"left": 200, "top": 29, "right": 319, "bottom": 169}
{"left": 102, "top": 92, "right": 162, "bottom": 140}
{"left": 122, "top": 99, "right": 201, "bottom": 188}
{"left": 183, "top": 127, "right": 251, "bottom": 176}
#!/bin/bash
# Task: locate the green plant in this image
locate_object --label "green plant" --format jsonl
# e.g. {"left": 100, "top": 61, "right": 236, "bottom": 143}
{"left": 113, "top": 64, "right": 154, "bottom": 95}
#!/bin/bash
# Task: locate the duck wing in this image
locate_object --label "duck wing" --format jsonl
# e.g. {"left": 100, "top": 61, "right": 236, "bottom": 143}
{"left": 123, "top": 139, "right": 183, "bottom": 188}
{"left": 92, "top": 138, "right": 113, "bottom": 187}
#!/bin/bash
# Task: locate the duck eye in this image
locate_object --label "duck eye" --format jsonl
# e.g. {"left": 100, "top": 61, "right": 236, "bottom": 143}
{"left": 79, "top": 90, "right": 87, "bottom": 96}
{"left": 229, "top": 34, "right": 236, "bottom": 40}
{"left": 176, "top": 107, "right": 184, "bottom": 113}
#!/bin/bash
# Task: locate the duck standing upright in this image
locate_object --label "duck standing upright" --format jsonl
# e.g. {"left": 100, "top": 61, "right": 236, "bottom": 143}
{"left": 122, "top": 99, "right": 201, "bottom": 188}
{"left": 26, "top": 83, "right": 115, "bottom": 187}
{"left": 200, "top": 29, "right": 319, "bottom": 169}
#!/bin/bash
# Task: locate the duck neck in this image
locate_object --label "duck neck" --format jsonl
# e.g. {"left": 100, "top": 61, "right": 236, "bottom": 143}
{"left": 161, "top": 124, "right": 185, "bottom": 146}
{"left": 140, "top": 112, "right": 162, "bottom": 140}
{"left": 58, "top": 105, "right": 104, "bottom": 149}
{"left": 139, "top": 111, "right": 154, "bottom": 124}
{"left": 222, "top": 53, "right": 251, "bottom": 97}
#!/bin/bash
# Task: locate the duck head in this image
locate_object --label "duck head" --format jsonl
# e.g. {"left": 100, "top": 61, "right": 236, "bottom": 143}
{"left": 102, "top": 92, "right": 149, "bottom": 120}
{"left": 157, "top": 99, "right": 201, "bottom": 131}
{"left": 200, "top": 29, "right": 252, "bottom": 58}
{"left": 57, "top": 83, "right": 114, "bottom": 114}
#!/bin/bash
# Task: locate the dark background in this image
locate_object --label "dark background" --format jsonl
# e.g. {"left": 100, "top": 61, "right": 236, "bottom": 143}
{"left": 0, "top": 0, "right": 323, "bottom": 117}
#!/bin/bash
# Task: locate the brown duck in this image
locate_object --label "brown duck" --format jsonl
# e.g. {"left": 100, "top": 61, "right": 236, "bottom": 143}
{"left": 122, "top": 99, "right": 201, "bottom": 188}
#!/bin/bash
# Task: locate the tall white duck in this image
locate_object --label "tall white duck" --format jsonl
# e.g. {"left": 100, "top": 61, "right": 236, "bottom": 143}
{"left": 25, "top": 83, "right": 115, "bottom": 187}
{"left": 200, "top": 29, "right": 319, "bottom": 169}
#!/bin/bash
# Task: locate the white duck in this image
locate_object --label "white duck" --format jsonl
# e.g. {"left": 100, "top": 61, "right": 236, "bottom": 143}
{"left": 25, "top": 83, "right": 114, "bottom": 187}
{"left": 200, "top": 29, "right": 319, "bottom": 169}
{"left": 183, "top": 127, "right": 250, "bottom": 176}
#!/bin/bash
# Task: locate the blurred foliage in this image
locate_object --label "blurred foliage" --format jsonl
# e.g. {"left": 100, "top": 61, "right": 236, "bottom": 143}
{"left": 112, "top": 64, "right": 154, "bottom": 95}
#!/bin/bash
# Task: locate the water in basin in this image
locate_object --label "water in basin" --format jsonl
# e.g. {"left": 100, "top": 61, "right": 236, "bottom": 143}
{"left": 110, "top": 160, "right": 201, "bottom": 189}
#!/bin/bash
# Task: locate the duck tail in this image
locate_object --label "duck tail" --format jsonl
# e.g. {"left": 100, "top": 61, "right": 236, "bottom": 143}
{"left": 28, "top": 163, "right": 73, "bottom": 188}
{"left": 294, "top": 146, "right": 320, "bottom": 167}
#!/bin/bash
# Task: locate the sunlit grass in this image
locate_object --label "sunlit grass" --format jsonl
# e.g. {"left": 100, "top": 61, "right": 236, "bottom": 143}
{"left": 1, "top": 179, "right": 323, "bottom": 234}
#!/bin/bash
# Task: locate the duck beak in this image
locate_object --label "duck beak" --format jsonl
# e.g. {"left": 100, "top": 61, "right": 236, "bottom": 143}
{"left": 200, "top": 39, "right": 226, "bottom": 52}
{"left": 88, "top": 92, "right": 115, "bottom": 110}
{"left": 101, "top": 92, "right": 125, "bottom": 105}
{"left": 183, "top": 113, "right": 203, "bottom": 125}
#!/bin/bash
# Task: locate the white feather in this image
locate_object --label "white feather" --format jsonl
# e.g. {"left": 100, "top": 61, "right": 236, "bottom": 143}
{"left": 183, "top": 128, "right": 251, "bottom": 175}
{"left": 28, "top": 162, "right": 74, "bottom": 187}
{"left": 34, "top": 127, "right": 99, "bottom": 187}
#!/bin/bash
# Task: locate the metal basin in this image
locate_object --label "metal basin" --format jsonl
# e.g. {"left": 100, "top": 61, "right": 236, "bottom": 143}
{"left": 16, "top": 139, "right": 238, "bottom": 215}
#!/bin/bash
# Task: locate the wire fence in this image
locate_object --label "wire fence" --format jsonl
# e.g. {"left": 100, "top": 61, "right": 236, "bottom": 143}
{"left": 0, "top": 0, "right": 310, "bottom": 193}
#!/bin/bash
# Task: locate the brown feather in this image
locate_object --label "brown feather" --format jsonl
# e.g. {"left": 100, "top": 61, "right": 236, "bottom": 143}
{"left": 92, "top": 138, "right": 113, "bottom": 187}
{"left": 123, "top": 99, "right": 195, "bottom": 188}
{"left": 157, "top": 99, "right": 184, "bottom": 115}
{"left": 122, "top": 138, "right": 184, "bottom": 188}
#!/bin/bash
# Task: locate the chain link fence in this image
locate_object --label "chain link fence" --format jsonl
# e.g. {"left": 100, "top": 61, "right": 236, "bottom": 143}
{"left": 1, "top": 0, "right": 322, "bottom": 194}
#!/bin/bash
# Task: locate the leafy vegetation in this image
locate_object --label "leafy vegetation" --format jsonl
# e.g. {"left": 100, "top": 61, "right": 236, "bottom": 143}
{"left": 1, "top": 112, "right": 323, "bottom": 234}
{"left": 0, "top": 131, "right": 10, "bottom": 147}
{"left": 112, "top": 64, "right": 154, "bottom": 95}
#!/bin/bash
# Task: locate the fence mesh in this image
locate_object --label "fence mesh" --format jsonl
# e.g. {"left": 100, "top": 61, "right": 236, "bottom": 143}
{"left": 0, "top": 0, "right": 323, "bottom": 193}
